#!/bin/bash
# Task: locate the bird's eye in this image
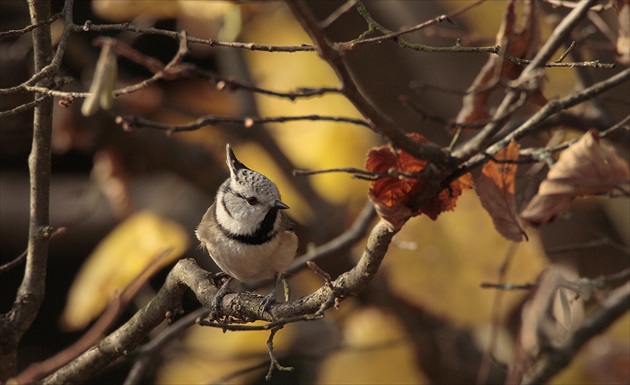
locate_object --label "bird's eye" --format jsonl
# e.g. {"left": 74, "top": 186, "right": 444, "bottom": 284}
{"left": 246, "top": 197, "right": 258, "bottom": 205}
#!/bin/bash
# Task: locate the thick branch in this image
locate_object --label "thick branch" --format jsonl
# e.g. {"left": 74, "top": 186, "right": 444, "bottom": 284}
{"left": 42, "top": 219, "right": 395, "bottom": 384}
{"left": 0, "top": 0, "right": 57, "bottom": 379}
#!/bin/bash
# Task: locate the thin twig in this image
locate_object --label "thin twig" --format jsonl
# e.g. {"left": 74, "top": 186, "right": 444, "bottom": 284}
{"left": 0, "top": 250, "right": 27, "bottom": 275}
{"left": 555, "top": 41, "right": 576, "bottom": 63}
{"left": 294, "top": 167, "right": 382, "bottom": 180}
{"left": 0, "top": 96, "right": 48, "bottom": 118}
{"left": 116, "top": 113, "right": 371, "bottom": 133}
{"left": 0, "top": 12, "right": 63, "bottom": 39}
{"left": 480, "top": 282, "right": 535, "bottom": 290}
{"left": 319, "top": 0, "right": 359, "bottom": 29}
{"left": 75, "top": 21, "right": 315, "bottom": 52}
{"left": 265, "top": 326, "right": 293, "bottom": 381}
{"left": 0, "top": 227, "right": 66, "bottom": 274}
{"left": 348, "top": 1, "right": 612, "bottom": 69}
{"left": 543, "top": 0, "right": 614, "bottom": 11}
{"left": 347, "top": 0, "right": 496, "bottom": 54}
{"left": 503, "top": 53, "right": 614, "bottom": 68}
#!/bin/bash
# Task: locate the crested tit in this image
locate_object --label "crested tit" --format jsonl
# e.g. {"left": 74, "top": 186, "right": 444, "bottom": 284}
{"left": 196, "top": 144, "right": 298, "bottom": 312}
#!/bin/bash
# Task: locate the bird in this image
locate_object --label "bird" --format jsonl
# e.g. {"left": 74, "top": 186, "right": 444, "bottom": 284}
{"left": 196, "top": 144, "right": 298, "bottom": 314}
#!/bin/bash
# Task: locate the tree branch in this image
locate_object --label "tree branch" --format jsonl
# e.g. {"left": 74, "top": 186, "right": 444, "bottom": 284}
{"left": 0, "top": 0, "right": 57, "bottom": 379}
{"left": 286, "top": 0, "right": 452, "bottom": 165}
{"left": 116, "top": 113, "right": 371, "bottom": 132}
{"left": 0, "top": 0, "right": 74, "bottom": 95}
{"left": 121, "top": 201, "right": 374, "bottom": 384}
{"left": 42, "top": 219, "right": 395, "bottom": 384}
{"left": 452, "top": 0, "right": 600, "bottom": 163}
{"left": 457, "top": 68, "right": 630, "bottom": 175}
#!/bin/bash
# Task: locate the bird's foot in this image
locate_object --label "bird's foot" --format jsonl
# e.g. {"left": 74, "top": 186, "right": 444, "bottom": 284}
{"left": 260, "top": 285, "right": 277, "bottom": 315}
{"left": 210, "top": 276, "right": 233, "bottom": 320}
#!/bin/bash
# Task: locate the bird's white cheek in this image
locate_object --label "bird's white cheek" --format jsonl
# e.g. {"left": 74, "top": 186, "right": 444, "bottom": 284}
{"left": 217, "top": 200, "right": 261, "bottom": 235}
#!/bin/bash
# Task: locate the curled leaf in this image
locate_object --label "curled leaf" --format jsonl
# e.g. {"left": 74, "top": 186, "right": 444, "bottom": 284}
{"left": 521, "top": 130, "right": 630, "bottom": 226}
{"left": 366, "top": 133, "right": 472, "bottom": 229}
{"left": 475, "top": 140, "right": 527, "bottom": 242}
{"left": 82, "top": 39, "right": 118, "bottom": 117}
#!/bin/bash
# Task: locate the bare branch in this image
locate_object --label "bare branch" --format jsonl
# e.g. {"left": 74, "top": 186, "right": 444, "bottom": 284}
{"left": 265, "top": 326, "right": 293, "bottom": 381}
{"left": 0, "top": 0, "right": 62, "bottom": 378}
{"left": 0, "top": 12, "right": 62, "bottom": 39}
{"left": 41, "top": 218, "right": 395, "bottom": 384}
{"left": 116, "top": 113, "right": 371, "bottom": 133}
{"left": 74, "top": 21, "right": 315, "bottom": 53}
{"left": 0, "top": 96, "right": 49, "bottom": 118}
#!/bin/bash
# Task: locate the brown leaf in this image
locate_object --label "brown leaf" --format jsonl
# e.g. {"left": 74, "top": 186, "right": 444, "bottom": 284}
{"left": 420, "top": 172, "right": 473, "bottom": 221}
{"left": 521, "top": 130, "right": 630, "bottom": 226}
{"left": 455, "top": 0, "right": 541, "bottom": 125}
{"left": 366, "top": 134, "right": 472, "bottom": 229}
{"left": 475, "top": 140, "right": 527, "bottom": 242}
{"left": 616, "top": 0, "right": 630, "bottom": 65}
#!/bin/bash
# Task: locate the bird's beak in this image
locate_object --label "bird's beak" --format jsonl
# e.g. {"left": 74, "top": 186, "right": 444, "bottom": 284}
{"left": 275, "top": 200, "right": 289, "bottom": 210}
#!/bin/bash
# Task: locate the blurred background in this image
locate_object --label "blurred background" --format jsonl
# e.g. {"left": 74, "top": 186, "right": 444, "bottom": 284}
{"left": 1, "top": 1, "right": 628, "bottom": 384}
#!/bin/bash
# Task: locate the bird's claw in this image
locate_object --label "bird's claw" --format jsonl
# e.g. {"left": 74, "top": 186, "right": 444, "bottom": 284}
{"left": 260, "top": 286, "right": 277, "bottom": 315}
{"left": 210, "top": 276, "right": 233, "bottom": 320}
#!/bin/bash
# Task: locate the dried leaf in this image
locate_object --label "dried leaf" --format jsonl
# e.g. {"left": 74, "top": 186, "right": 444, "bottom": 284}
{"left": 616, "top": 0, "right": 630, "bottom": 65}
{"left": 521, "top": 130, "right": 630, "bottom": 226}
{"left": 82, "top": 40, "right": 118, "bottom": 117}
{"left": 475, "top": 140, "right": 527, "bottom": 242}
{"left": 455, "top": 0, "right": 542, "bottom": 125}
{"left": 366, "top": 133, "right": 472, "bottom": 229}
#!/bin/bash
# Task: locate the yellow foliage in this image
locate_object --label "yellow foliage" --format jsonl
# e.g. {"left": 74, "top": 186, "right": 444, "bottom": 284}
{"left": 383, "top": 192, "right": 548, "bottom": 327}
{"left": 156, "top": 322, "right": 295, "bottom": 385}
{"left": 317, "top": 307, "right": 428, "bottom": 385}
{"left": 92, "top": 0, "right": 233, "bottom": 22}
{"left": 61, "top": 211, "right": 188, "bottom": 330}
